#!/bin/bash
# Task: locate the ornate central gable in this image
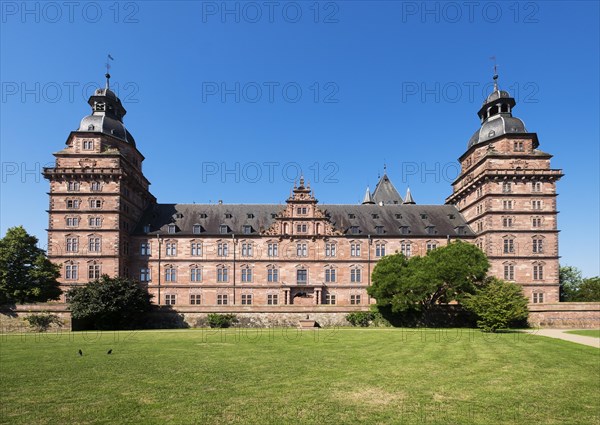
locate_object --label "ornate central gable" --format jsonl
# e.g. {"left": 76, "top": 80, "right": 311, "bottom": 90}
{"left": 263, "top": 178, "right": 341, "bottom": 238}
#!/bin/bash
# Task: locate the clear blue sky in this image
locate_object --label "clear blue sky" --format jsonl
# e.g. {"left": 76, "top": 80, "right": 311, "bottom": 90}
{"left": 1, "top": 1, "right": 598, "bottom": 277}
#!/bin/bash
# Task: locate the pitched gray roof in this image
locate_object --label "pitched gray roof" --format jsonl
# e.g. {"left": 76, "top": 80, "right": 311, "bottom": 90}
{"left": 372, "top": 173, "right": 403, "bottom": 205}
{"left": 133, "top": 203, "right": 474, "bottom": 238}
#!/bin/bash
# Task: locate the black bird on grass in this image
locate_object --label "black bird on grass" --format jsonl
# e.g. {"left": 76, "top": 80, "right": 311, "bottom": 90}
{"left": 78, "top": 349, "right": 83, "bottom": 356}
{"left": 107, "top": 349, "right": 112, "bottom": 355}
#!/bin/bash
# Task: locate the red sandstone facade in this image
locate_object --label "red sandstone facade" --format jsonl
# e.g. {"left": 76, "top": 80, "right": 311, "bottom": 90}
{"left": 44, "top": 75, "right": 562, "bottom": 309}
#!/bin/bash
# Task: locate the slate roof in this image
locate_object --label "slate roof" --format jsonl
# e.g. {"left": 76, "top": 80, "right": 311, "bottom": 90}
{"left": 372, "top": 173, "right": 403, "bottom": 205}
{"left": 133, "top": 203, "right": 474, "bottom": 238}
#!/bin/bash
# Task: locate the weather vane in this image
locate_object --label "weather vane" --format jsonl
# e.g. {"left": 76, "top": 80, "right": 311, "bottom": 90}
{"left": 105, "top": 54, "right": 114, "bottom": 89}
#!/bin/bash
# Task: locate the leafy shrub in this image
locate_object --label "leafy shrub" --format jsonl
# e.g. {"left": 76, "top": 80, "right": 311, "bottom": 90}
{"left": 24, "top": 313, "right": 63, "bottom": 332}
{"left": 346, "top": 312, "right": 375, "bottom": 327}
{"left": 463, "top": 278, "right": 529, "bottom": 332}
{"left": 207, "top": 313, "right": 238, "bottom": 328}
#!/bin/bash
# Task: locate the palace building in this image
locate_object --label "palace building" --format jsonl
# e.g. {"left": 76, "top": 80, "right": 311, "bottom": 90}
{"left": 43, "top": 72, "right": 563, "bottom": 309}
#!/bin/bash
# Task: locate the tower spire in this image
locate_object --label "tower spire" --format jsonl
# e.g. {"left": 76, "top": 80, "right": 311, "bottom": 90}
{"left": 105, "top": 54, "right": 114, "bottom": 89}
{"left": 490, "top": 56, "right": 498, "bottom": 91}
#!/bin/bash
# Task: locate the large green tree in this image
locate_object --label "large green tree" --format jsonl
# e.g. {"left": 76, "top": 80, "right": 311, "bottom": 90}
{"left": 571, "top": 277, "right": 600, "bottom": 302}
{"left": 368, "top": 241, "right": 489, "bottom": 315}
{"left": 559, "top": 266, "right": 583, "bottom": 301}
{"left": 0, "top": 226, "right": 61, "bottom": 304}
{"left": 463, "top": 277, "right": 529, "bottom": 332}
{"left": 66, "top": 275, "right": 153, "bottom": 329}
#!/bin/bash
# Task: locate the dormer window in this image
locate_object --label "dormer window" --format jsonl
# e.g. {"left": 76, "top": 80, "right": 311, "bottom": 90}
{"left": 219, "top": 225, "right": 229, "bottom": 234}
{"left": 193, "top": 224, "right": 203, "bottom": 234}
{"left": 247, "top": 213, "right": 254, "bottom": 219}
{"left": 375, "top": 226, "right": 384, "bottom": 235}
{"left": 372, "top": 214, "right": 379, "bottom": 219}
{"left": 168, "top": 224, "right": 176, "bottom": 234}
{"left": 348, "top": 214, "right": 356, "bottom": 219}
{"left": 243, "top": 225, "right": 253, "bottom": 235}
{"left": 455, "top": 226, "right": 466, "bottom": 235}
{"left": 400, "top": 226, "right": 410, "bottom": 235}
{"left": 395, "top": 214, "right": 402, "bottom": 219}
{"left": 349, "top": 226, "right": 360, "bottom": 235}
{"left": 87, "top": 125, "right": 95, "bottom": 131}
{"left": 420, "top": 213, "right": 428, "bottom": 220}
{"left": 143, "top": 224, "right": 150, "bottom": 233}
{"left": 447, "top": 214, "right": 455, "bottom": 220}
{"left": 426, "top": 226, "right": 436, "bottom": 235}
{"left": 225, "top": 213, "right": 232, "bottom": 219}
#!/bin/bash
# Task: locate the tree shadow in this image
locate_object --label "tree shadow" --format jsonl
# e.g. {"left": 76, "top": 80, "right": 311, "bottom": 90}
{"left": 143, "top": 305, "right": 190, "bottom": 329}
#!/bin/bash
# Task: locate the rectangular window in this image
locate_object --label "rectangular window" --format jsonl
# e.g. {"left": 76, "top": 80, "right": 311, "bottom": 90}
{"left": 533, "top": 265, "right": 544, "bottom": 280}
{"left": 66, "top": 217, "right": 79, "bottom": 227}
{"left": 241, "top": 268, "right": 252, "bottom": 282}
{"left": 168, "top": 224, "right": 176, "bottom": 234}
{"left": 532, "top": 217, "right": 542, "bottom": 228}
{"left": 426, "top": 242, "right": 438, "bottom": 252}
{"left": 267, "top": 294, "right": 279, "bottom": 305}
{"left": 268, "top": 243, "right": 278, "bottom": 257}
{"left": 217, "top": 294, "right": 228, "bottom": 305}
{"left": 325, "top": 268, "right": 336, "bottom": 283}
{"left": 400, "top": 243, "right": 411, "bottom": 257}
{"left": 219, "top": 225, "right": 229, "bottom": 234}
{"left": 325, "top": 243, "right": 336, "bottom": 257}
{"left": 349, "top": 226, "right": 360, "bottom": 235}
{"left": 502, "top": 182, "right": 512, "bottom": 193}
{"left": 89, "top": 200, "right": 101, "bottom": 209}
{"left": 82, "top": 140, "right": 94, "bottom": 150}
{"left": 502, "top": 217, "right": 513, "bottom": 228}
{"left": 375, "top": 226, "right": 384, "bottom": 235}
{"left": 165, "top": 294, "right": 176, "bottom": 305}
{"left": 532, "top": 200, "right": 542, "bottom": 210}
{"left": 296, "top": 243, "right": 307, "bottom": 257}
{"left": 165, "top": 268, "right": 176, "bottom": 282}
{"left": 533, "top": 239, "right": 544, "bottom": 254}
{"left": 503, "top": 239, "right": 514, "bottom": 254}
{"left": 66, "top": 200, "right": 80, "bottom": 209}
{"left": 217, "top": 268, "right": 228, "bottom": 282}
{"left": 88, "top": 237, "right": 101, "bottom": 252}
{"left": 67, "top": 182, "right": 80, "bottom": 192}
{"left": 191, "top": 242, "right": 202, "bottom": 256}
{"left": 241, "top": 243, "right": 253, "bottom": 257}
{"left": 400, "top": 226, "right": 410, "bottom": 235}
{"left": 140, "top": 268, "right": 151, "bottom": 282}
{"left": 65, "top": 264, "right": 78, "bottom": 280}
{"left": 504, "top": 264, "right": 514, "bottom": 281}
{"left": 514, "top": 141, "right": 524, "bottom": 152}
{"left": 166, "top": 243, "right": 177, "bottom": 256}
{"left": 88, "top": 264, "right": 101, "bottom": 279}
{"left": 532, "top": 182, "right": 542, "bottom": 193}
{"left": 376, "top": 243, "right": 386, "bottom": 257}
{"left": 297, "top": 269, "right": 307, "bottom": 284}
{"left": 350, "top": 243, "right": 361, "bottom": 257}
{"left": 350, "top": 268, "right": 361, "bottom": 283}
{"left": 140, "top": 243, "right": 151, "bottom": 256}
{"left": 243, "top": 225, "right": 252, "bottom": 235}
{"left": 190, "top": 268, "right": 202, "bottom": 282}
{"left": 88, "top": 217, "right": 101, "bottom": 227}
{"left": 350, "top": 295, "right": 361, "bottom": 305}
{"left": 217, "top": 242, "right": 228, "bottom": 257}
{"left": 190, "top": 294, "right": 202, "bottom": 305}
{"left": 324, "top": 294, "right": 336, "bottom": 305}
{"left": 66, "top": 237, "right": 78, "bottom": 252}
{"left": 241, "top": 294, "right": 252, "bottom": 305}
{"left": 532, "top": 293, "right": 544, "bottom": 303}
{"left": 90, "top": 182, "right": 101, "bottom": 191}
{"left": 503, "top": 200, "right": 513, "bottom": 210}
{"left": 297, "top": 207, "right": 307, "bottom": 215}
{"left": 267, "top": 268, "right": 279, "bottom": 282}
{"left": 193, "top": 224, "right": 202, "bottom": 234}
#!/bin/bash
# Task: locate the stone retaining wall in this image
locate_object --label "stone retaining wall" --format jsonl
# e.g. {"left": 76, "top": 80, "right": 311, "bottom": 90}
{"left": 528, "top": 302, "right": 600, "bottom": 328}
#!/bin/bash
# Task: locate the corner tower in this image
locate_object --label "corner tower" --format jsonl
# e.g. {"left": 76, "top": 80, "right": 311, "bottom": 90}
{"left": 446, "top": 75, "right": 563, "bottom": 303}
{"left": 44, "top": 74, "right": 155, "bottom": 298}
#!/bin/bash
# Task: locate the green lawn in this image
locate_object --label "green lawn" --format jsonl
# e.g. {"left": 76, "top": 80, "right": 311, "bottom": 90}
{"left": 565, "top": 329, "right": 600, "bottom": 338}
{"left": 1, "top": 328, "right": 598, "bottom": 424}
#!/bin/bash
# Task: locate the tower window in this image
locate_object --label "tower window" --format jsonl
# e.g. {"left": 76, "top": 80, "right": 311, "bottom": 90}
{"left": 532, "top": 182, "right": 542, "bottom": 193}
{"left": 82, "top": 140, "right": 94, "bottom": 150}
{"left": 504, "top": 263, "right": 515, "bottom": 281}
{"left": 514, "top": 141, "right": 524, "bottom": 152}
{"left": 67, "top": 182, "right": 80, "bottom": 192}
{"left": 502, "top": 182, "right": 512, "bottom": 193}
